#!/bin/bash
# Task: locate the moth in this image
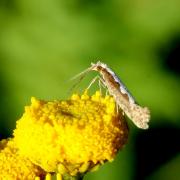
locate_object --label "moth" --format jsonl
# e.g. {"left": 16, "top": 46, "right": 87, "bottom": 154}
{"left": 72, "top": 61, "right": 150, "bottom": 129}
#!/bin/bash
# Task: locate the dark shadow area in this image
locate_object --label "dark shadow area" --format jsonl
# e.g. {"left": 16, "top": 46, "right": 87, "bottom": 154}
{"left": 0, "top": 61, "right": 13, "bottom": 140}
{"left": 158, "top": 35, "right": 180, "bottom": 76}
{"left": 134, "top": 123, "right": 180, "bottom": 180}
{"left": 0, "top": 0, "right": 17, "bottom": 10}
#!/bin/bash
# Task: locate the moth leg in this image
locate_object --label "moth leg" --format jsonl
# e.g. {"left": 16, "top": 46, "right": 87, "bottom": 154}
{"left": 116, "top": 104, "right": 119, "bottom": 114}
{"left": 98, "top": 77, "right": 106, "bottom": 94}
{"left": 98, "top": 78, "right": 102, "bottom": 94}
{"left": 105, "top": 89, "right": 109, "bottom": 96}
{"left": 99, "top": 77, "right": 106, "bottom": 88}
{"left": 86, "top": 75, "right": 106, "bottom": 94}
{"left": 87, "top": 76, "right": 99, "bottom": 90}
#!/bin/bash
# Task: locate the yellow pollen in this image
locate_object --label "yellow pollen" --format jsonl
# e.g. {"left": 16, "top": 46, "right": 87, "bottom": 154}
{"left": 0, "top": 139, "right": 45, "bottom": 180}
{"left": 13, "top": 91, "right": 128, "bottom": 175}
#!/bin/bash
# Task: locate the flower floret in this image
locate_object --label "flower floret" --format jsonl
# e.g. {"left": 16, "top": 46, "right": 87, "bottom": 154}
{"left": 13, "top": 91, "right": 128, "bottom": 174}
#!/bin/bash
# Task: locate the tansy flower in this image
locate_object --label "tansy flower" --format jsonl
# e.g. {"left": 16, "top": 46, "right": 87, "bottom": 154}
{"left": 13, "top": 91, "right": 128, "bottom": 177}
{"left": 0, "top": 138, "right": 46, "bottom": 180}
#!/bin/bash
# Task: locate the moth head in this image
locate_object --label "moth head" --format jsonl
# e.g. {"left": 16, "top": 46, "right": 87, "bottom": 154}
{"left": 91, "top": 61, "right": 105, "bottom": 72}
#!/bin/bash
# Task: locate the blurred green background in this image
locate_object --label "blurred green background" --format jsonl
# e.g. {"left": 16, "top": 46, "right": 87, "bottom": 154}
{"left": 0, "top": 0, "right": 180, "bottom": 180}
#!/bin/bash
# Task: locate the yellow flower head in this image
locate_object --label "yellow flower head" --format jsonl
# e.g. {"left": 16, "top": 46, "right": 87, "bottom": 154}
{"left": 13, "top": 91, "right": 128, "bottom": 176}
{"left": 0, "top": 138, "right": 46, "bottom": 180}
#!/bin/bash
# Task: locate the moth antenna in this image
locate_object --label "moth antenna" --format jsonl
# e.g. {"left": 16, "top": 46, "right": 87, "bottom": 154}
{"left": 70, "top": 67, "right": 92, "bottom": 81}
{"left": 68, "top": 66, "right": 93, "bottom": 93}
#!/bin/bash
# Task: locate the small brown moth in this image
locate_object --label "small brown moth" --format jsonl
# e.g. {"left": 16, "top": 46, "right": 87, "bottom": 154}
{"left": 72, "top": 61, "right": 150, "bottom": 129}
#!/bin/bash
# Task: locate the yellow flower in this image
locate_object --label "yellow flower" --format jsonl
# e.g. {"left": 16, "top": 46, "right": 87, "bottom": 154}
{"left": 13, "top": 91, "right": 128, "bottom": 176}
{"left": 0, "top": 138, "right": 46, "bottom": 180}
